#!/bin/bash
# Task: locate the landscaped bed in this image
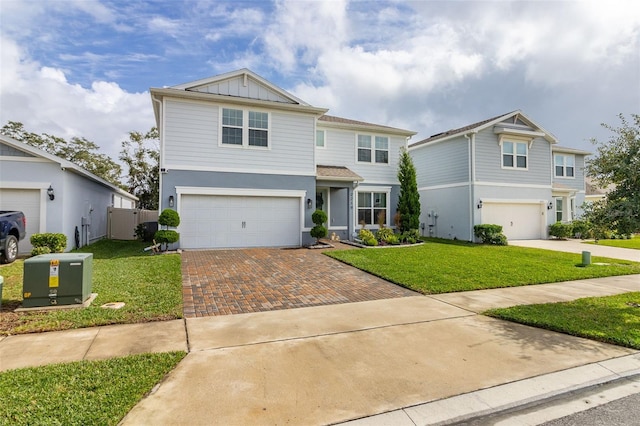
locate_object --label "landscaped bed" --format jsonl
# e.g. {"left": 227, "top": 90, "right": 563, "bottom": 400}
{"left": 0, "top": 351, "right": 186, "bottom": 426}
{"left": 0, "top": 240, "right": 182, "bottom": 335}
{"left": 485, "top": 292, "right": 640, "bottom": 350}
{"left": 325, "top": 238, "right": 640, "bottom": 294}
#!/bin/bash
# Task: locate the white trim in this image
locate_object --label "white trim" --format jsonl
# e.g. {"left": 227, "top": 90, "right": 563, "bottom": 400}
{"left": 0, "top": 156, "right": 49, "bottom": 163}
{"left": 418, "top": 182, "right": 470, "bottom": 191}
{"left": 481, "top": 198, "right": 547, "bottom": 205}
{"left": 329, "top": 226, "right": 348, "bottom": 231}
{"left": 553, "top": 153, "right": 576, "bottom": 179}
{"left": 499, "top": 139, "right": 529, "bottom": 171}
{"left": 0, "top": 182, "right": 49, "bottom": 234}
{"left": 355, "top": 133, "right": 390, "bottom": 166}
{"left": 354, "top": 186, "right": 392, "bottom": 229}
{"left": 175, "top": 186, "right": 306, "bottom": 198}
{"left": 164, "top": 164, "right": 316, "bottom": 176}
{"left": 315, "top": 129, "right": 326, "bottom": 149}
{"left": 493, "top": 127, "right": 546, "bottom": 139}
{"left": 475, "top": 181, "right": 552, "bottom": 189}
{"left": 218, "top": 106, "right": 272, "bottom": 150}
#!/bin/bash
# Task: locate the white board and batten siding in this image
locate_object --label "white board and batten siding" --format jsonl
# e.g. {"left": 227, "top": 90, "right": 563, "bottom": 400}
{"left": 163, "top": 98, "right": 315, "bottom": 175}
{"left": 177, "top": 188, "right": 305, "bottom": 249}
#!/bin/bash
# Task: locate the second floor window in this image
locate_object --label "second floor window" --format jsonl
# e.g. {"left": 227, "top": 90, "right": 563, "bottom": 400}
{"left": 316, "top": 130, "right": 325, "bottom": 148}
{"left": 502, "top": 141, "right": 527, "bottom": 169}
{"left": 357, "top": 135, "right": 389, "bottom": 164}
{"left": 554, "top": 154, "right": 575, "bottom": 177}
{"left": 221, "top": 108, "right": 269, "bottom": 148}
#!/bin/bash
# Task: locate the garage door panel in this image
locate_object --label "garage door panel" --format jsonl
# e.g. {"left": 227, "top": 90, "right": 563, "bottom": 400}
{"left": 0, "top": 189, "right": 41, "bottom": 253}
{"left": 180, "top": 194, "right": 300, "bottom": 249}
{"left": 482, "top": 203, "right": 544, "bottom": 240}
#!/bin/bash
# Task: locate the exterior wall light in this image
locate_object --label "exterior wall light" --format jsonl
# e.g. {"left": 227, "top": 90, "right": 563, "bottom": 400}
{"left": 547, "top": 202, "right": 553, "bottom": 210}
{"left": 307, "top": 198, "right": 313, "bottom": 209}
{"left": 477, "top": 200, "right": 483, "bottom": 209}
{"left": 47, "top": 185, "right": 55, "bottom": 201}
{"left": 169, "top": 195, "right": 175, "bottom": 208}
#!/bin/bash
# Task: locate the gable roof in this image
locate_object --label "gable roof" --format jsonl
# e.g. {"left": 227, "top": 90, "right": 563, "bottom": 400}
{"left": 316, "top": 165, "right": 364, "bottom": 182}
{"left": 318, "top": 115, "right": 416, "bottom": 137}
{"left": 0, "top": 134, "right": 137, "bottom": 201}
{"left": 150, "top": 69, "right": 329, "bottom": 126}
{"left": 409, "top": 110, "right": 558, "bottom": 148}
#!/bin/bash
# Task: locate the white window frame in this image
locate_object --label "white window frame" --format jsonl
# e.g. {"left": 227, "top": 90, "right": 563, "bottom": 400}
{"left": 501, "top": 140, "right": 528, "bottom": 170}
{"left": 219, "top": 107, "right": 271, "bottom": 149}
{"left": 355, "top": 187, "right": 391, "bottom": 228}
{"left": 555, "top": 197, "right": 563, "bottom": 222}
{"left": 356, "top": 134, "right": 389, "bottom": 165}
{"left": 316, "top": 129, "right": 326, "bottom": 148}
{"left": 554, "top": 154, "right": 575, "bottom": 178}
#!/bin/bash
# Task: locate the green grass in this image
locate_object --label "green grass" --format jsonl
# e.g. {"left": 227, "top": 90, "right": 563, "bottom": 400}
{"left": 485, "top": 292, "right": 640, "bottom": 349}
{"left": 326, "top": 239, "right": 640, "bottom": 294}
{"left": 585, "top": 237, "right": 640, "bottom": 250}
{"left": 0, "top": 240, "right": 182, "bottom": 335}
{"left": 0, "top": 351, "right": 186, "bottom": 425}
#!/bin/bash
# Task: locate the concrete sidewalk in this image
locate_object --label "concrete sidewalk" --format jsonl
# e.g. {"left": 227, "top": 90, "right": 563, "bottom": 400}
{"left": 1, "top": 274, "right": 639, "bottom": 425}
{"left": 510, "top": 239, "right": 640, "bottom": 263}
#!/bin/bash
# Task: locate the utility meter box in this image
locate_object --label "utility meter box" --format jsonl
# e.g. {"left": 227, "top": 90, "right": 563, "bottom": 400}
{"left": 23, "top": 253, "right": 93, "bottom": 308}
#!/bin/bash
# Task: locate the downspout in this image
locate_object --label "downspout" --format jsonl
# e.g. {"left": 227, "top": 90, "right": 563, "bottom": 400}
{"left": 465, "top": 132, "right": 477, "bottom": 241}
{"left": 152, "top": 95, "right": 163, "bottom": 209}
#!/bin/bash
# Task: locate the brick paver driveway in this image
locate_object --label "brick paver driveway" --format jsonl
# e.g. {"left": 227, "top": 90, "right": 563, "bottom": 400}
{"left": 181, "top": 246, "right": 417, "bottom": 317}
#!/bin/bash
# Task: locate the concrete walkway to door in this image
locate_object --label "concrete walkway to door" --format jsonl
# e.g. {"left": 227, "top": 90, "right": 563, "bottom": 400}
{"left": 181, "top": 246, "right": 417, "bottom": 317}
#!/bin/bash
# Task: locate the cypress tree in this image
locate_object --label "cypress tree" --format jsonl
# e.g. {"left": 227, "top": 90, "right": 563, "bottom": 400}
{"left": 397, "top": 148, "right": 421, "bottom": 232}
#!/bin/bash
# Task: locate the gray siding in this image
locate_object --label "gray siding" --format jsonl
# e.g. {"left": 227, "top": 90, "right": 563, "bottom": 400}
{"left": 418, "top": 185, "right": 471, "bottom": 240}
{"left": 553, "top": 154, "right": 586, "bottom": 191}
{"left": 410, "top": 137, "right": 469, "bottom": 187}
{"left": 0, "top": 142, "right": 35, "bottom": 157}
{"left": 163, "top": 98, "right": 315, "bottom": 175}
{"left": 474, "top": 127, "right": 552, "bottom": 185}
{"left": 316, "top": 126, "right": 405, "bottom": 184}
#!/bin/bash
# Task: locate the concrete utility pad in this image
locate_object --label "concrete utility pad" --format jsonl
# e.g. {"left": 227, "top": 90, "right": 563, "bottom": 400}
{"left": 122, "top": 314, "right": 633, "bottom": 425}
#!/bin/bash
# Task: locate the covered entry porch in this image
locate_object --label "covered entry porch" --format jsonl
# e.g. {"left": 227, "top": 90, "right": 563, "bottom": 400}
{"left": 316, "top": 165, "right": 364, "bottom": 241}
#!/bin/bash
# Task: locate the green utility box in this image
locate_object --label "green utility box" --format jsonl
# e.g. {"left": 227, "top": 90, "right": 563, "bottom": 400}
{"left": 23, "top": 253, "right": 93, "bottom": 308}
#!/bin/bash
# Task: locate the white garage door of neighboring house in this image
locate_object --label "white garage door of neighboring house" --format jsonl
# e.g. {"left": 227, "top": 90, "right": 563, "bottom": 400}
{"left": 482, "top": 202, "right": 545, "bottom": 240}
{"left": 0, "top": 189, "right": 41, "bottom": 253}
{"left": 180, "top": 194, "right": 301, "bottom": 249}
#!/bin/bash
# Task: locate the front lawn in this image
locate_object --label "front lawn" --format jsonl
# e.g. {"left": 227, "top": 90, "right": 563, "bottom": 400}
{"left": 485, "top": 292, "right": 640, "bottom": 349}
{"left": 326, "top": 239, "right": 640, "bottom": 294}
{"left": 585, "top": 237, "right": 640, "bottom": 250}
{"left": 0, "top": 351, "right": 186, "bottom": 426}
{"left": 0, "top": 240, "right": 182, "bottom": 335}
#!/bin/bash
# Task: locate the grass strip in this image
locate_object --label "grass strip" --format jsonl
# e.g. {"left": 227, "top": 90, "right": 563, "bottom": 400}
{"left": 484, "top": 292, "right": 640, "bottom": 349}
{"left": 0, "top": 351, "right": 186, "bottom": 426}
{"left": 0, "top": 240, "right": 182, "bottom": 335}
{"left": 584, "top": 238, "right": 640, "bottom": 250}
{"left": 325, "top": 239, "right": 640, "bottom": 294}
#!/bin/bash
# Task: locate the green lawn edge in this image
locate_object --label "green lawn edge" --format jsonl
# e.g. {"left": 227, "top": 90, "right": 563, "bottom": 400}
{"left": 484, "top": 292, "right": 640, "bottom": 350}
{"left": 0, "top": 351, "right": 186, "bottom": 426}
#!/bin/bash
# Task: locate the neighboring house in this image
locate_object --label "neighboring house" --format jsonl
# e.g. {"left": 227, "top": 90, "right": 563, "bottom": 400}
{"left": 584, "top": 176, "right": 611, "bottom": 204}
{"left": 409, "top": 111, "right": 590, "bottom": 241}
{"left": 0, "top": 134, "right": 137, "bottom": 253}
{"left": 150, "top": 68, "right": 415, "bottom": 249}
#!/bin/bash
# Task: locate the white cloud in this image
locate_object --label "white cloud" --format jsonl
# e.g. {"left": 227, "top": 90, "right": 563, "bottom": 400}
{"left": 0, "top": 36, "right": 154, "bottom": 164}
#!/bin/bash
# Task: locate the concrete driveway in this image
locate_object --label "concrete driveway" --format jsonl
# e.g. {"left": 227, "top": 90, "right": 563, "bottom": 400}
{"left": 181, "top": 246, "right": 417, "bottom": 317}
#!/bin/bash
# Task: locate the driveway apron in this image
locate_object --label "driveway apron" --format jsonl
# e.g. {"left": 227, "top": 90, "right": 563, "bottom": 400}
{"left": 181, "top": 247, "right": 417, "bottom": 317}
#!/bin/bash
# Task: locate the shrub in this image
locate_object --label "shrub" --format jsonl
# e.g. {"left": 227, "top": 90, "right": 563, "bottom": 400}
{"left": 363, "top": 237, "right": 378, "bottom": 246}
{"left": 154, "top": 230, "right": 180, "bottom": 250}
{"left": 310, "top": 209, "right": 328, "bottom": 244}
{"left": 31, "top": 246, "right": 51, "bottom": 256}
{"left": 158, "top": 209, "right": 180, "bottom": 228}
{"left": 570, "top": 220, "right": 592, "bottom": 239}
{"left": 474, "top": 224, "right": 508, "bottom": 245}
{"left": 376, "top": 227, "right": 394, "bottom": 242}
{"left": 549, "top": 222, "right": 573, "bottom": 239}
{"left": 358, "top": 229, "right": 376, "bottom": 242}
{"left": 134, "top": 223, "right": 147, "bottom": 241}
{"left": 383, "top": 234, "right": 400, "bottom": 245}
{"left": 400, "top": 229, "right": 421, "bottom": 244}
{"left": 30, "top": 233, "right": 67, "bottom": 254}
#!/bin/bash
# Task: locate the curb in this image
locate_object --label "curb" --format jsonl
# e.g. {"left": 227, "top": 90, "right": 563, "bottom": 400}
{"left": 338, "top": 353, "right": 640, "bottom": 425}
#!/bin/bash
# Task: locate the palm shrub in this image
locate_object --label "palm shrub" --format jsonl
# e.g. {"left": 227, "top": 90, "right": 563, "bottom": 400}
{"left": 310, "top": 209, "right": 328, "bottom": 244}
{"left": 155, "top": 208, "right": 180, "bottom": 251}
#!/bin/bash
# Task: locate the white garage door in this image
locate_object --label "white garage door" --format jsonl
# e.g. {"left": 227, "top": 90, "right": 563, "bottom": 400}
{"left": 482, "top": 202, "right": 544, "bottom": 240}
{"left": 0, "top": 189, "right": 41, "bottom": 253}
{"left": 180, "top": 195, "right": 301, "bottom": 249}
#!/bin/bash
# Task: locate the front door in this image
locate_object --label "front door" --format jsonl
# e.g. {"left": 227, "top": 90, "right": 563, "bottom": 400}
{"left": 316, "top": 188, "right": 329, "bottom": 227}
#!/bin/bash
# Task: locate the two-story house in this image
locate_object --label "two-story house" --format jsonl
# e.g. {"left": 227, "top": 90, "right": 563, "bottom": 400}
{"left": 408, "top": 111, "right": 590, "bottom": 241}
{"left": 150, "top": 69, "right": 415, "bottom": 249}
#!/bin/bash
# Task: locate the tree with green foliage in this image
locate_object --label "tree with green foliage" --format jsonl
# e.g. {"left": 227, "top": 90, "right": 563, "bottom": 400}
{"left": 120, "top": 127, "right": 160, "bottom": 209}
{"left": 155, "top": 208, "right": 180, "bottom": 251}
{"left": 310, "top": 209, "right": 328, "bottom": 244}
{"left": 1, "top": 121, "right": 123, "bottom": 186}
{"left": 585, "top": 114, "right": 640, "bottom": 236}
{"left": 396, "top": 148, "right": 421, "bottom": 233}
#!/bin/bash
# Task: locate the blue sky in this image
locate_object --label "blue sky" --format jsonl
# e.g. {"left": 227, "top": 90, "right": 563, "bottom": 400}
{"left": 1, "top": 0, "right": 639, "bottom": 162}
